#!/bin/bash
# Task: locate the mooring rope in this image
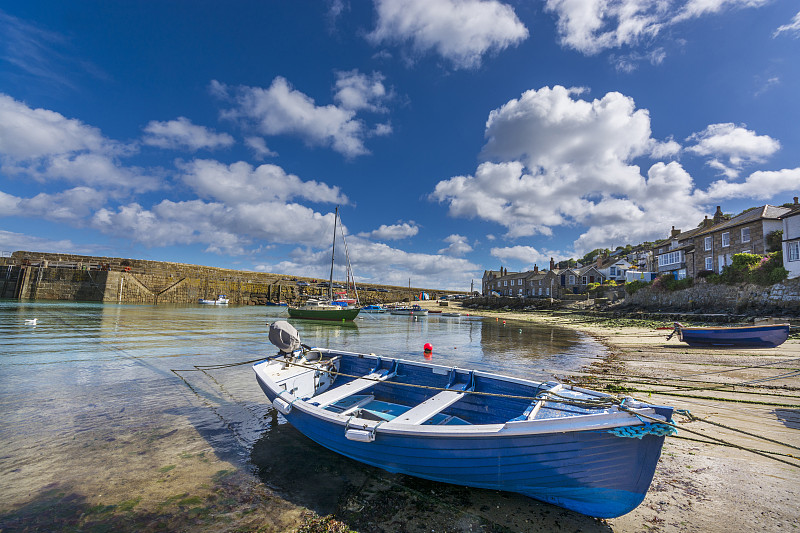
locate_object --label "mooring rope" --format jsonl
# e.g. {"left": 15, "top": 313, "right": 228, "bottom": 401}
{"left": 257, "top": 353, "right": 800, "bottom": 469}
{"left": 627, "top": 407, "right": 800, "bottom": 469}
{"left": 270, "top": 355, "right": 622, "bottom": 409}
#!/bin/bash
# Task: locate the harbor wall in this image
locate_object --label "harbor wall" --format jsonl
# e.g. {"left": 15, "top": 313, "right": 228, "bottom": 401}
{"left": 0, "top": 251, "right": 439, "bottom": 305}
{"left": 619, "top": 277, "right": 800, "bottom": 315}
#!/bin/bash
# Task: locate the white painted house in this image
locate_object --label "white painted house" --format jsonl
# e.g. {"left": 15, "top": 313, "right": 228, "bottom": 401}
{"left": 780, "top": 198, "right": 800, "bottom": 279}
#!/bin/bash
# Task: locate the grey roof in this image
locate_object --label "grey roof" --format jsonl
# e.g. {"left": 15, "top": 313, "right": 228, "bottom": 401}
{"left": 694, "top": 205, "right": 790, "bottom": 236}
{"left": 778, "top": 205, "right": 800, "bottom": 219}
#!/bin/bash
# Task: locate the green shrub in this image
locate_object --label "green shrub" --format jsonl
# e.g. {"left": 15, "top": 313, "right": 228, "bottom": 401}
{"left": 651, "top": 274, "right": 693, "bottom": 292}
{"left": 625, "top": 280, "right": 650, "bottom": 295}
{"left": 718, "top": 252, "right": 788, "bottom": 286}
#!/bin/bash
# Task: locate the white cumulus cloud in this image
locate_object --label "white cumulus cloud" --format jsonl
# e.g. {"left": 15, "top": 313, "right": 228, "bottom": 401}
{"left": 546, "top": 0, "right": 771, "bottom": 60}
{"left": 178, "top": 159, "right": 347, "bottom": 206}
{"left": 431, "top": 85, "right": 715, "bottom": 255}
{"left": 0, "top": 93, "right": 158, "bottom": 192}
{"left": 216, "top": 75, "right": 392, "bottom": 157}
{"left": 334, "top": 70, "right": 391, "bottom": 112}
{"left": 142, "top": 117, "right": 234, "bottom": 151}
{"left": 438, "top": 234, "right": 473, "bottom": 256}
{"left": 359, "top": 222, "right": 419, "bottom": 240}
{"left": 686, "top": 123, "right": 780, "bottom": 178}
{"left": 367, "top": 0, "right": 528, "bottom": 69}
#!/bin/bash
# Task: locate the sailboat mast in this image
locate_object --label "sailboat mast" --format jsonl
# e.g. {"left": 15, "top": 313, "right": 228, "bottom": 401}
{"left": 328, "top": 206, "right": 338, "bottom": 301}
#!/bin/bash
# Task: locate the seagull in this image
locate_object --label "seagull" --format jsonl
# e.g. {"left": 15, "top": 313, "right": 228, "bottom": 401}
{"left": 25, "top": 318, "right": 37, "bottom": 326}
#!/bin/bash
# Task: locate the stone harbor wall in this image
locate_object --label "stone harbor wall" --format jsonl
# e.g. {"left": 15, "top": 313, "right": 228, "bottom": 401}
{"left": 0, "top": 251, "right": 435, "bottom": 305}
{"left": 619, "top": 277, "right": 800, "bottom": 316}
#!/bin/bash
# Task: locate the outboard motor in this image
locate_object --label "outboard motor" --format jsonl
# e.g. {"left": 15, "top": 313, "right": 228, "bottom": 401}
{"left": 268, "top": 320, "right": 301, "bottom": 354}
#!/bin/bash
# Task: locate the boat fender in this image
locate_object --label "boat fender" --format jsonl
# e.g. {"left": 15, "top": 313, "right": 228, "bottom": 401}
{"left": 621, "top": 396, "right": 646, "bottom": 409}
{"left": 344, "top": 419, "right": 381, "bottom": 442}
{"left": 345, "top": 428, "right": 376, "bottom": 442}
{"left": 273, "top": 392, "right": 295, "bottom": 415}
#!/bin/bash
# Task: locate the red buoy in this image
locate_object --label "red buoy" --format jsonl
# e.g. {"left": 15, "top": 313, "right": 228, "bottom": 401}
{"left": 423, "top": 342, "right": 433, "bottom": 352}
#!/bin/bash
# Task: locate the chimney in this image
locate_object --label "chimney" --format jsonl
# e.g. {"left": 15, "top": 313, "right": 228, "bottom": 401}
{"left": 533, "top": 264, "right": 538, "bottom": 273}
{"left": 794, "top": 196, "right": 799, "bottom": 205}
{"left": 703, "top": 215, "right": 712, "bottom": 228}
{"left": 550, "top": 257, "right": 555, "bottom": 271}
{"left": 713, "top": 205, "right": 724, "bottom": 224}
{"left": 671, "top": 226, "right": 681, "bottom": 238}
{"left": 596, "top": 255, "right": 603, "bottom": 268}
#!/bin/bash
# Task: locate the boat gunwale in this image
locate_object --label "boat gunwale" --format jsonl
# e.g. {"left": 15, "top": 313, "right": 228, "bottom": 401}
{"left": 677, "top": 323, "right": 789, "bottom": 331}
{"left": 253, "top": 349, "right": 667, "bottom": 438}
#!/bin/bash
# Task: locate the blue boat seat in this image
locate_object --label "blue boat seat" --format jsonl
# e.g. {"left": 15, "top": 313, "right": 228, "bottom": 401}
{"left": 385, "top": 389, "right": 465, "bottom": 425}
{"left": 311, "top": 361, "right": 397, "bottom": 408}
{"left": 326, "top": 396, "right": 469, "bottom": 425}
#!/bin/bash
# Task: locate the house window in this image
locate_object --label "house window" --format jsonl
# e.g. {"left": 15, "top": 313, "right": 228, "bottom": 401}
{"left": 546, "top": 288, "right": 550, "bottom": 296}
{"left": 582, "top": 276, "right": 587, "bottom": 284}
{"left": 658, "top": 251, "right": 682, "bottom": 267}
{"left": 705, "top": 257, "right": 713, "bottom": 270}
{"left": 609, "top": 266, "right": 617, "bottom": 276}
{"left": 504, "top": 281, "right": 507, "bottom": 286}
{"left": 704, "top": 236, "right": 712, "bottom": 251}
{"left": 722, "top": 232, "right": 730, "bottom": 247}
{"left": 741, "top": 227, "right": 750, "bottom": 243}
{"left": 569, "top": 275, "right": 575, "bottom": 284}
{"left": 788, "top": 241, "right": 800, "bottom": 262}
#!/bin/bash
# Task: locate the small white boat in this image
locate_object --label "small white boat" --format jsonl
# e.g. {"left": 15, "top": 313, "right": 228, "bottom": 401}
{"left": 440, "top": 312, "right": 461, "bottom": 317}
{"left": 199, "top": 294, "right": 230, "bottom": 305}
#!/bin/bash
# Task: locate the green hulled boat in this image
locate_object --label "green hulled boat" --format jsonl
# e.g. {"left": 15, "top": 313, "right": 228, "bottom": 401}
{"left": 286, "top": 207, "right": 361, "bottom": 322}
{"left": 287, "top": 299, "right": 360, "bottom": 321}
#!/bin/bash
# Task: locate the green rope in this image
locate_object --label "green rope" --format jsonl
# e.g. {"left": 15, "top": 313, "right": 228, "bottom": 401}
{"left": 624, "top": 407, "right": 800, "bottom": 469}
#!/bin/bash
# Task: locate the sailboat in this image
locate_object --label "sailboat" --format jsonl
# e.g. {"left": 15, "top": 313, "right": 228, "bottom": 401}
{"left": 287, "top": 208, "right": 361, "bottom": 321}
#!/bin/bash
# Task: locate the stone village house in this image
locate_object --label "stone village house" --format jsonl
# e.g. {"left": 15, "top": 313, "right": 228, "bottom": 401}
{"left": 482, "top": 199, "right": 798, "bottom": 298}
{"left": 655, "top": 204, "right": 790, "bottom": 279}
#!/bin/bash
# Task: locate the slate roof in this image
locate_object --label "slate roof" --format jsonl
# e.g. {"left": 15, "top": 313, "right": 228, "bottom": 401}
{"left": 693, "top": 205, "right": 790, "bottom": 237}
{"left": 778, "top": 205, "right": 800, "bottom": 219}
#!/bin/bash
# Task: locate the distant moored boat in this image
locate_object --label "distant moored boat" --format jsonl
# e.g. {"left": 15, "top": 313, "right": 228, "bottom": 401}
{"left": 669, "top": 322, "right": 790, "bottom": 348}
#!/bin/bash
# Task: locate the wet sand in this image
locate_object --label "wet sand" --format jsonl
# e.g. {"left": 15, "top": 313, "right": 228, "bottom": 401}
{"left": 3, "top": 302, "right": 797, "bottom": 532}
{"left": 425, "top": 302, "right": 799, "bottom": 532}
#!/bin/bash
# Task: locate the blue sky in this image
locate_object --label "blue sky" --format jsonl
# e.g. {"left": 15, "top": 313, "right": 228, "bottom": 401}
{"left": 1, "top": 0, "right": 799, "bottom": 290}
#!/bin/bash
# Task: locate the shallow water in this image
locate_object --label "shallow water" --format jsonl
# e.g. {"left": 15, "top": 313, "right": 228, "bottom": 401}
{"left": 0, "top": 300, "right": 607, "bottom": 526}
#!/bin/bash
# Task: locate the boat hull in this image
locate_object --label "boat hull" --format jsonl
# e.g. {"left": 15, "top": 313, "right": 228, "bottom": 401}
{"left": 263, "top": 399, "right": 664, "bottom": 518}
{"left": 254, "top": 350, "right": 672, "bottom": 518}
{"left": 678, "top": 324, "right": 789, "bottom": 348}
{"left": 287, "top": 307, "right": 360, "bottom": 321}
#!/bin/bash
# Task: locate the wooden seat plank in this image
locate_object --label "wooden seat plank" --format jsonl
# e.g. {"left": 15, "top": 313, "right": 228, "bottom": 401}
{"left": 312, "top": 372, "right": 390, "bottom": 408}
{"left": 386, "top": 390, "right": 464, "bottom": 425}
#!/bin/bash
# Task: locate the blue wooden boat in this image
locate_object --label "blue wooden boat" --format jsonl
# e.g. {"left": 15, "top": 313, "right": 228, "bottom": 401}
{"left": 254, "top": 321, "right": 675, "bottom": 518}
{"left": 670, "top": 322, "right": 789, "bottom": 348}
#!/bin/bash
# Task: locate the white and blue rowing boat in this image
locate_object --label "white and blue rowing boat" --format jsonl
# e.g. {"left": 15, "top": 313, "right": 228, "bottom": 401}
{"left": 254, "top": 321, "right": 675, "bottom": 518}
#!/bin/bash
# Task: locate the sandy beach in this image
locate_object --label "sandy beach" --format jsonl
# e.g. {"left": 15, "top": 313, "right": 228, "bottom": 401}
{"left": 417, "top": 300, "right": 800, "bottom": 532}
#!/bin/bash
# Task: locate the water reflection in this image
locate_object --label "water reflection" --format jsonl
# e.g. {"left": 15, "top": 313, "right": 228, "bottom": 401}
{"left": 1, "top": 300, "right": 607, "bottom": 529}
